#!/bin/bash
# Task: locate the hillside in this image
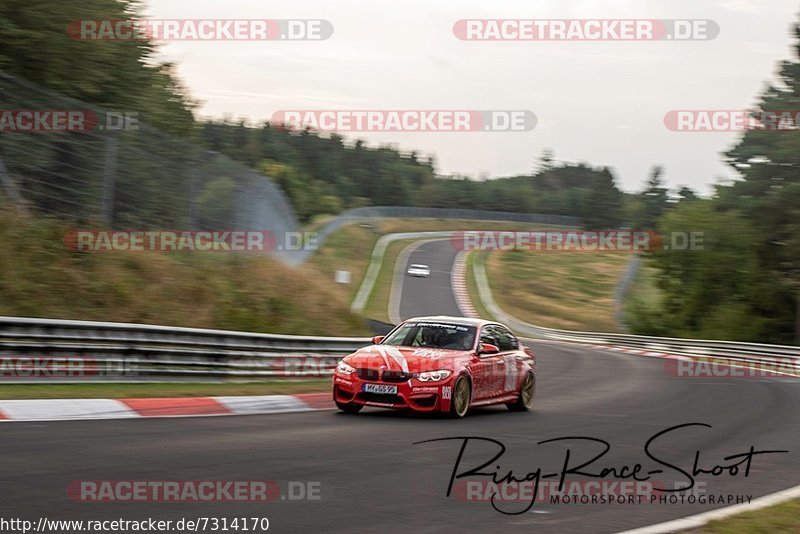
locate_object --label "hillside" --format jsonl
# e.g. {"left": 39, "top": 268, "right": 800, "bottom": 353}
{"left": 0, "top": 210, "right": 369, "bottom": 336}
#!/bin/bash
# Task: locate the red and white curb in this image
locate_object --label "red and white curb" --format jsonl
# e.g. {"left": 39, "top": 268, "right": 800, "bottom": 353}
{"left": 451, "top": 251, "right": 479, "bottom": 318}
{"left": 0, "top": 393, "right": 333, "bottom": 422}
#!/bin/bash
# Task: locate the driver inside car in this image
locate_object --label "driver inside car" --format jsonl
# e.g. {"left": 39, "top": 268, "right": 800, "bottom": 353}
{"left": 440, "top": 330, "right": 467, "bottom": 350}
{"left": 419, "top": 328, "right": 443, "bottom": 347}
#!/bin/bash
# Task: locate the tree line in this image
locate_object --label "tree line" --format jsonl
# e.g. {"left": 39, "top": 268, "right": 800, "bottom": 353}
{"left": 626, "top": 23, "right": 800, "bottom": 344}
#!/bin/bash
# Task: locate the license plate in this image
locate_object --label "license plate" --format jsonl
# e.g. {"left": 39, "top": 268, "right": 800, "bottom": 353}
{"left": 362, "top": 383, "right": 398, "bottom": 395}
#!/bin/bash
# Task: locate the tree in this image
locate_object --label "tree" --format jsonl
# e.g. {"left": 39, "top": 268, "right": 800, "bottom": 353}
{"left": 675, "top": 186, "right": 698, "bottom": 202}
{"left": 0, "top": 0, "right": 195, "bottom": 135}
{"left": 630, "top": 18, "right": 800, "bottom": 344}
{"left": 639, "top": 166, "right": 669, "bottom": 229}
{"left": 722, "top": 20, "right": 800, "bottom": 343}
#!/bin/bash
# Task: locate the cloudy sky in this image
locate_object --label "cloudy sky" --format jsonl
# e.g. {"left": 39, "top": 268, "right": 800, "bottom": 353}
{"left": 146, "top": 0, "right": 799, "bottom": 194}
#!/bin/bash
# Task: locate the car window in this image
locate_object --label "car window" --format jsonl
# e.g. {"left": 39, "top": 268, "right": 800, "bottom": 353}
{"left": 493, "top": 325, "right": 517, "bottom": 351}
{"left": 382, "top": 322, "right": 476, "bottom": 351}
{"left": 479, "top": 326, "right": 497, "bottom": 348}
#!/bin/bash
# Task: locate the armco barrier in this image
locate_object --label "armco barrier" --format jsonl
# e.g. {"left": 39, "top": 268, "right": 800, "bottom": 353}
{"left": 0, "top": 316, "right": 370, "bottom": 383}
{"left": 2, "top": 308, "right": 799, "bottom": 385}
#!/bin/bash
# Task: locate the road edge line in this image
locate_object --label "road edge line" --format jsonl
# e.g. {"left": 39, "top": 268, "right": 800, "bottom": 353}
{"left": 615, "top": 484, "right": 800, "bottom": 533}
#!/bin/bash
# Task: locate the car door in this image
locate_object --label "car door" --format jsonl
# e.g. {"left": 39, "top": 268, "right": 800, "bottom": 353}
{"left": 473, "top": 325, "right": 502, "bottom": 400}
{"left": 493, "top": 325, "right": 521, "bottom": 395}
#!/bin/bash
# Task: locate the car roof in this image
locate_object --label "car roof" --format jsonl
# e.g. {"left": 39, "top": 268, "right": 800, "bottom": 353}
{"left": 403, "top": 315, "right": 494, "bottom": 328}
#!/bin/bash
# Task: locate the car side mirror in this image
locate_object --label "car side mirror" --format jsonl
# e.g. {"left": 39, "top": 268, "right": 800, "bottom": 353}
{"left": 478, "top": 343, "right": 500, "bottom": 355}
{"left": 371, "top": 335, "right": 385, "bottom": 345}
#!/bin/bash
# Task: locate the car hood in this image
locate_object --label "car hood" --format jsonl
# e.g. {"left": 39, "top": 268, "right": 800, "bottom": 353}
{"left": 343, "top": 345, "right": 472, "bottom": 373}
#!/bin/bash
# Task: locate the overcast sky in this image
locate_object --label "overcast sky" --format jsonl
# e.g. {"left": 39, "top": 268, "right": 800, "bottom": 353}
{"left": 145, "top": 0, "right": 800, "bottom": 194}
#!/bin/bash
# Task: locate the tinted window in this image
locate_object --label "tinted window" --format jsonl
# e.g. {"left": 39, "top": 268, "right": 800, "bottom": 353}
{"left": 382, "top": 322, "right": 476, "bottom": 351}
{"left": 479, "top": 326, "right": 497, "bottom": 347}
{"left": 493, "top": 326, "right": 517, "bottom": 351}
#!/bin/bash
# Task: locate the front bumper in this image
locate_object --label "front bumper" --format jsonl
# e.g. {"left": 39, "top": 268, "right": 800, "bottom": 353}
{"left": 333, "top": 372, "right": 454, "bottom": 412}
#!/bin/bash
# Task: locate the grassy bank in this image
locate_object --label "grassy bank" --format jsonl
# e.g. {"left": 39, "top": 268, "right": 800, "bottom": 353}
{"left": 483, "top": 250, "right": 636, "bottom": 332}
{"left": 361, "top": 238, "right": 421, "bottom": 323}
{"left": 623, "top": 258, "right": 665, "bottom": 334}
{"left": 0, "top": 211, "right": 368, "bottom": 336}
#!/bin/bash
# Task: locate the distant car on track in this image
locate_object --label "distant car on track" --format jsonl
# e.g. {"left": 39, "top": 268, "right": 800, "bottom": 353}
{"left": 406, "top": 264, "right": 431, "bottom": 277}
{"left": 332, "top": 316, "right": 536, "bottom": 418}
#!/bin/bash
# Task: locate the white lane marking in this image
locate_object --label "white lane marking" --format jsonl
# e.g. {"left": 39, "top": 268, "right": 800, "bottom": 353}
{"left": 0, "top": 399, "right": 137, "bottom": 420}
{"left": 214, "top": 395, "right": 311, "bottom": 414}
{"left": 616, "top": 483, "right": 800, "bottom": 534}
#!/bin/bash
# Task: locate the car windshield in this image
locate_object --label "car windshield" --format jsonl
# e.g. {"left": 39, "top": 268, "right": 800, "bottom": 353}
{"left": 381, "top": 322, "right": 476, "bottom": 351}
{"left": 410, "top": 265, "right": 428, "bottom": 269}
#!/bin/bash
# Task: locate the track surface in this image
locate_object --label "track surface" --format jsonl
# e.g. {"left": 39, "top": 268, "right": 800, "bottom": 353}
{"left": 1, "top": 241, "right": 799, "bottom": 533}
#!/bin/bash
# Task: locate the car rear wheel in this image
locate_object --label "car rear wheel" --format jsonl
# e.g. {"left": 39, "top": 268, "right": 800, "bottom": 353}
{"left": 449, "top": 376, "right": 471, "bottom": 418}
{"left": 507, "top": 372, "right": 535, "bottom": 412}
{"left": 335, "top": 400, "right": 363, "bottom": 414}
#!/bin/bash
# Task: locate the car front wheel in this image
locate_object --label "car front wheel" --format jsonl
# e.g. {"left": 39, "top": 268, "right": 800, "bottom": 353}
{"left": 449, "top": 376, "right": 471, "bottom": 418}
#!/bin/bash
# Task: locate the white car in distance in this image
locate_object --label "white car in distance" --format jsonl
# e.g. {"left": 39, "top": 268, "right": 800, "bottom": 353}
{"left": 407, "top": 264, "right": 431, "bottom": 277}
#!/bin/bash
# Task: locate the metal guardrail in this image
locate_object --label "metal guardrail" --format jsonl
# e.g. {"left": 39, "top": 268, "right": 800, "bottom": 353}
{"left": 0, "top": 316, "right": 371, "bottom": 383}
{"left": 290, "top": 206, "right": 582, "bottom": 265}
{"left": 1, "top": 308, "right": 798, "bottom": 385}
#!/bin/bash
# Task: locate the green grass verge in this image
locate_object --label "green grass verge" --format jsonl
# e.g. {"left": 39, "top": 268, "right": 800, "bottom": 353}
{"left": 687, "top": 499, "right": 800, "bottom": 533}
{"left": 622, "top": 257, "right": 664, "bottom": 332}
{"left": 0, "top": 381, "right": 332, "bottom": 399}
{"left": 308, "top": 223, "right": 382, "bottom": 301}
{"left": 484, "top": 250, "right": 636, "bottom": 332}
{"left": 361, "top": 238, "right": 421, "bottom": 323}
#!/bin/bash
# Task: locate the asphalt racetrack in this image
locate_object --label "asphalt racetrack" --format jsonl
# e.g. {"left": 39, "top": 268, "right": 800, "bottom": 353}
{"left": 0, "top": 240, "right": 798, "bottom": 533}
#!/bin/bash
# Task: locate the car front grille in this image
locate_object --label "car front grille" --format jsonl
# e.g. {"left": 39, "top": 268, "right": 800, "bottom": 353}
{"left": 356, "top": 368, "right": 380, "bottom": 381}
{"left": 381, "top": 370, "right": 411, "bottom": 382}
{"left": 356, "top": 368, "right": 411, "bottom": 382}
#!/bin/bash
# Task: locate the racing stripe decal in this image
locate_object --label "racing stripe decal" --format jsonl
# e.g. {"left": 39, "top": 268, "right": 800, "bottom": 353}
{"left": 373, "top": 345, "right": 409, "bottom": 373}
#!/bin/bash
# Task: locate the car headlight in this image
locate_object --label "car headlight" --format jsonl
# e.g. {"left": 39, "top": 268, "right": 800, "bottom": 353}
{"left": 336, "top": 361, "right": 356, "bottom": 375}
{"left": 415, "top": 370, "right": 451, "bottom": 382}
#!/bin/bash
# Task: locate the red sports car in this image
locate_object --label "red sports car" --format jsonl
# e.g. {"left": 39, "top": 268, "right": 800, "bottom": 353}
{"left": 332, "top": 316, "right": 536, "bottom": 418}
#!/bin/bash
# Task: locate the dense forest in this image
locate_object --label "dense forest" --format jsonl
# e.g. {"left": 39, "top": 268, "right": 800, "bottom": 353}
{"left": 197, "top": 121, "right": 628, "bottom": 227}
